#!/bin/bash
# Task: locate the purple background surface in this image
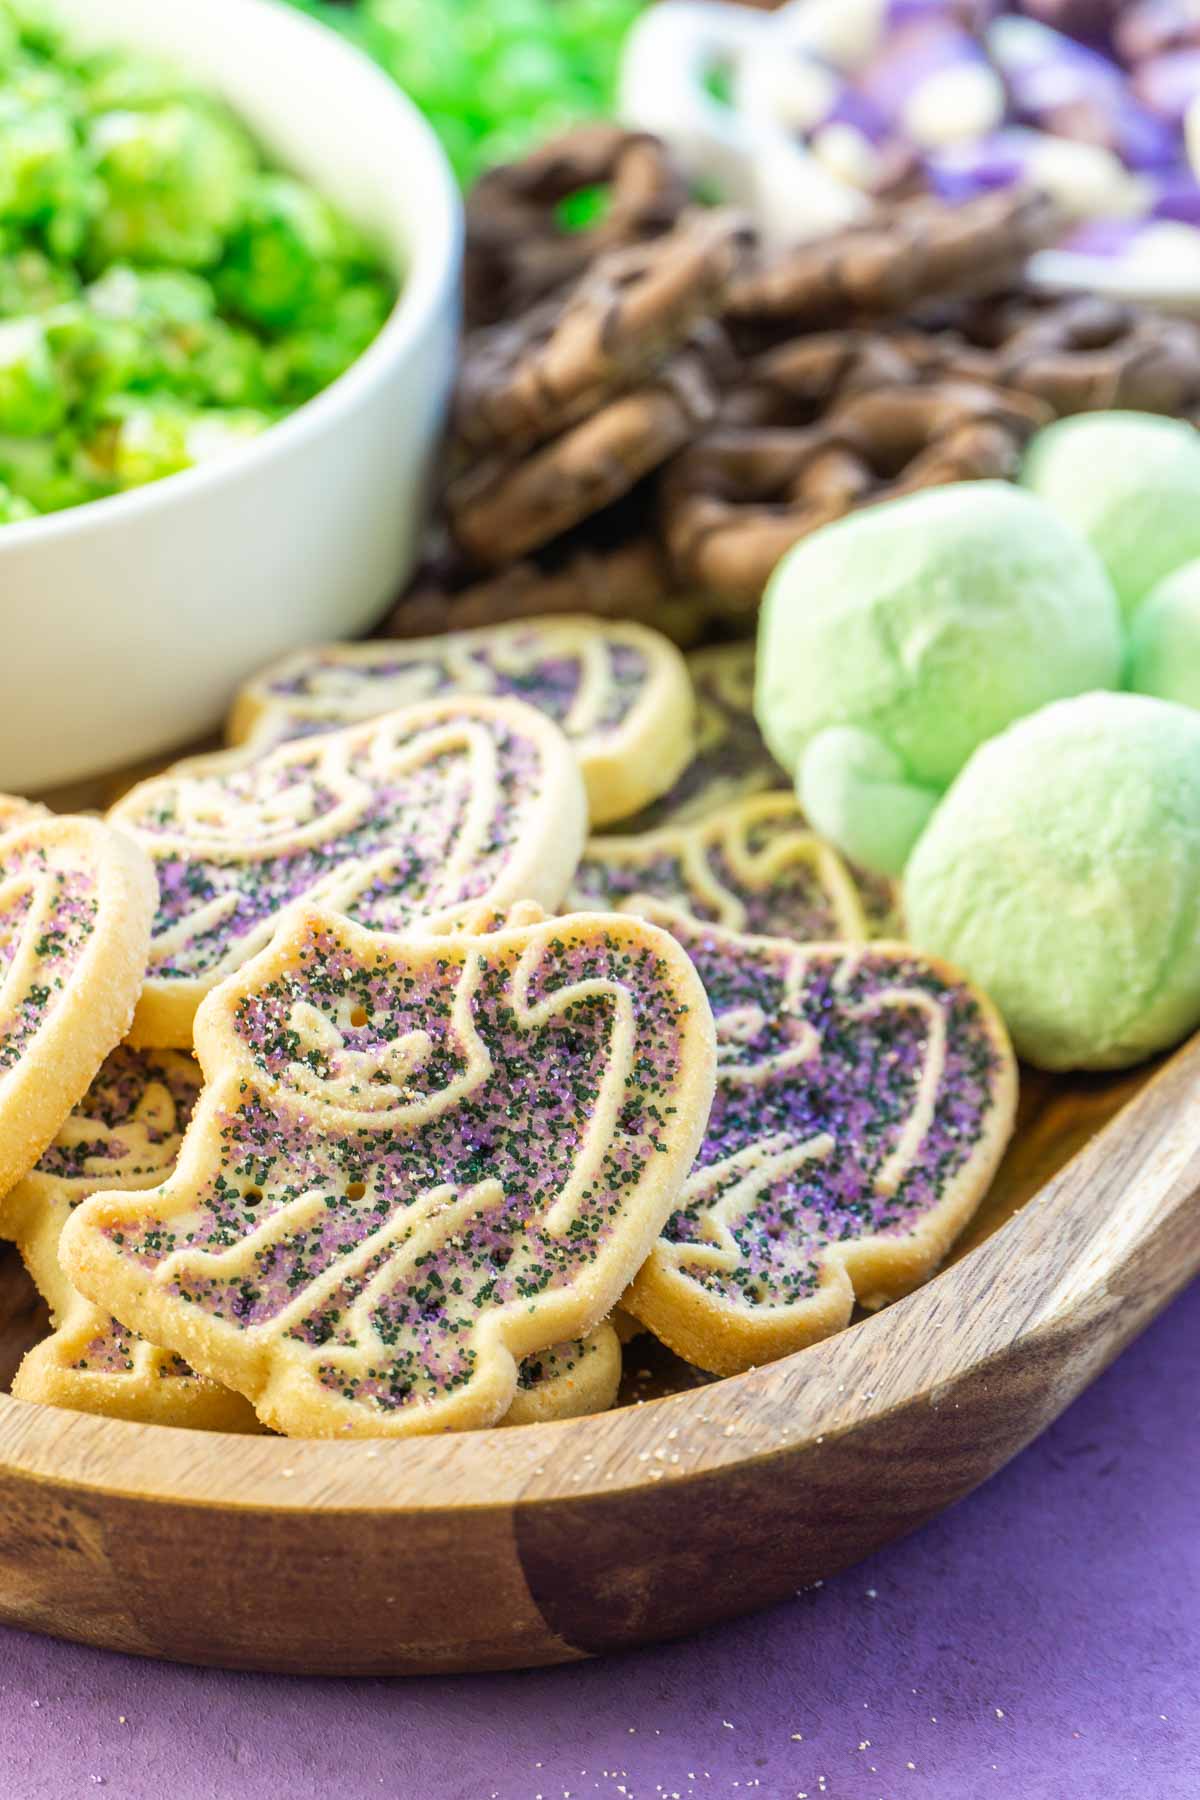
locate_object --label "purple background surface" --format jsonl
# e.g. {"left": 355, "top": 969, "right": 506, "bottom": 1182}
{"left": 2, "top": 1282, "right": 1198, "bottom": 1800}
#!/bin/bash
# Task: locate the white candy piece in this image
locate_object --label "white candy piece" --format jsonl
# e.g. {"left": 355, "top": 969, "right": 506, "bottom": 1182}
{"left": 733, "top": 44, "right": 840, "bottom": 135}
{"left": 1019, "top": 131, "right": 1150, "bottom": 219}
{"left": 773, "top": 0, "right": 886, "bottom": 71}
{"left": 812, "top": 121, "right": 881, "bottom": 190}
{"left": 1187, "top": 93, "right": 1200, "bottom": 185}
{"left": 753, "top": 135, "right": 870, "bottom": 243}
{"left": 902, "top": 63, "right": 1007, "bottom": 151}
{"left": 620, "top": 0, "right": 869, "bottom": 246}
{"left": 1127, "top": 222, "right": 1200, "bottom": 281}
{"left": 618, "top": 0, "right": 776, "bottom": 205}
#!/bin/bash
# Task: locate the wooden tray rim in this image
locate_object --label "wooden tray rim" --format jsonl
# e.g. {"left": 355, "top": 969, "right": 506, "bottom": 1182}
{"left": 1, "top": 1030, "right": 1198, "bottom": 1518}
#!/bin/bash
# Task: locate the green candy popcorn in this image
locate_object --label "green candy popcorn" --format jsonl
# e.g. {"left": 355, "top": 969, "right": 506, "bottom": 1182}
{"left": 0, "top": 431, "right": 103, "bottom": 513}
{"left": 0, "top": 86, "right": 97, "bottom": 259}
{"left": 84, "top": 266, "right": 266, "bottom": 408}
{"left": 0, "top": 476, "right": 36, "bottom": 523}
{"left": 76, "top": 48, "right": 194, "bottom": 115}
{"left": 0, "top": 243, "right": 78, "bottom": 316}
{"left": 217, "top": 175, "right": 368, "bottom": 330}
{"left": 78, "top": 395, "right": 271, "bottom": 491}
{"left": 262, "top": 276, "right": 394, "bottom": 405}
{"left": 0, "top": 313, "right": 64, "bottom": 433}
{"left": 85, "top": 102, "right": 255, "bottom": 270}
{"left": 295, "top": 0, "right": 642, "bottom": 185}
{"left": 0, "top": 17, "right": 394, "bottom": 522}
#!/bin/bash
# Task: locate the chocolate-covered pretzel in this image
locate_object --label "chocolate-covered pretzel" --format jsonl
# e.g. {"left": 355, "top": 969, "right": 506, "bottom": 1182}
{"left": 449, "top": 344, "right": 717, "bottom": 565}
{"left": 455, "top": 210, "right": 751, "bottom": 457}
{"left": 719, "top": 330, "right": 924, "bottom": 429}
{"left": 464, "top": 123, "right": 692, "bottom": 327}
{"left": 388, "top": 521, "right": 706, "bottom": 647}
{"left": 907, "top": 293, "right": 1200, "bottom": 418}
{"left": 662, "top": 381, "right": 1050, "bottom": 613}
{"left": 725, "top": 188, "right": 1063, "bottom": 331}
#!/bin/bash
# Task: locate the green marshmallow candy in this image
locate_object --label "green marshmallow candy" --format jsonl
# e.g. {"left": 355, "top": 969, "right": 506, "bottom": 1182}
{"left": 1128, "top": 558, "right": 1200, "bottom": 712}
{"left": 755, "top": 482, "right": 1123, "bottom": 877}
{"left": 905, "top": 692, "right": 1200, "bottom": 1071}
{"left": 1021, "top": 412, "right": 1200, "bottom": 622}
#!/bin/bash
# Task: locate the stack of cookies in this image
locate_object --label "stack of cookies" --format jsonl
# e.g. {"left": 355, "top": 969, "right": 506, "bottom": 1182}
{"left": 0, "top": 613, "right": 1015, "bottom": 1438}
{"left": 388, "top": 125, "right": 1200, "bottom": 640}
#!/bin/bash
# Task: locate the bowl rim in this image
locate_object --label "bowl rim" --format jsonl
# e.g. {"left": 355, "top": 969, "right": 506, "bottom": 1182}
{"left": 0, "top": 0, "right": 463, "bottom": 553}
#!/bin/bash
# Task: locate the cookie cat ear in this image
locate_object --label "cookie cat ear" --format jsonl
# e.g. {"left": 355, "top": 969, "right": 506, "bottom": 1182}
{"left": 798, "top": 726, "right": 940, "bottom": 879}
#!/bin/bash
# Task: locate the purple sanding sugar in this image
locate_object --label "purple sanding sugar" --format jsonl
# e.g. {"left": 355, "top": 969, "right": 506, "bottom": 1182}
{"left": 36, "top": 1046, "right": 200, "bottom": 1186}
{"left": 101, "top": 919, "right": 692, "bottom": 1420}
{"left": 261, "top": 631, "right": 649, "bottom": 742}
{"left": 0, "top": 845, "right": 98, "bottom": 1074}
{"left": 132, "top": 712, "right": 548, "bottom": 980}
{"left": 660, "top": 921, "right": 1002, "bottom": 1310}
{"left": 617, "top": 647, "right": 787, "bottom": 834}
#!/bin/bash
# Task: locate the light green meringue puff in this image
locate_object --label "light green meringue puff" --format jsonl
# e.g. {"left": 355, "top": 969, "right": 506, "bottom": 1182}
{"left": 755, "top": 482, "right": 1123, "bottom": 877}
{"left": 905, "top": 693, "right": 1200, "bottom": 1072}
{"left": 1021, "top": 412, "right": 1200, "bottom": 623}
{"left": 1128, "top": 557, "right": 1200, "bottom": 713}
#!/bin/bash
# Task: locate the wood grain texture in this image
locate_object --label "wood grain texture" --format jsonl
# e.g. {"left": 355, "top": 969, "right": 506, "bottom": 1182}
{"left": 0, "top": 1036, "right": 1196, "bottom": 1674}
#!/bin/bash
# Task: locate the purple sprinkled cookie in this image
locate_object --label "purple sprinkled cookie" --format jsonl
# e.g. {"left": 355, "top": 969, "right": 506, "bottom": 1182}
{"left": 60, "top": 905, "right": 716, "bottom": 1437}
{"left": 569, "top": 792, "right": 902, "bottom": 945}
{"left": 503, "top": 1321, "right": 623, "bottom": 1426}
{"left": 624, "top": 909, "right": 1017, "bottom": 1374}
{"left": 109, "top": 695, "right": 588, "bottom": 1049}
{"left": 3, "top": 1043, "right": 202, "bottom": 1313}
{"left": 6, "top": 1044, "right": 261, "bottom": 1432}
{"left": 616, "top": 644, "right": 788, "bottom": 833}
{"left": 228, "top": 617, "right": 694, "bottom": 828}
{"left": 0, "top": 816, "right": 156, "bottom": 1195}
{"left": 12, "top": 1302, "right": 263, "bottom": 1431}
{"left": 0, "top": 794, "right": 51, "bottom": 833}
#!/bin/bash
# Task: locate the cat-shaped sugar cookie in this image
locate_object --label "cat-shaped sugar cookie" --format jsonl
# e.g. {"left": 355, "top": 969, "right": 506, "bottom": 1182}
{"left": 9, "top": 1048, "right": 621, "bottom": 1432}
{"left": 228, "top": 617, "right": 694, "bottom": 828}
{"left": 6, "top": 1045, "right": 260, "bottom": 1431}
{"left": 570, "top": 793, "right": 901, "bottom": 944}
{"left": 62, "top": 906, "right": 715, "bottom": 1437}
{"left": 623, "top": 911, "right": 1017, "bottom": 1373}
{"left": 617, "top": 643, "right": 787, "bottom": 832}
{"left": 503, "top": 1322, "right": 622, "bottom": 1427}
{"left": 0, "top": 812, "right": 155, "bottom": 1194}
{"left": 109, "top": 697, "right": 587, "bottom": 1048}
{"left": 0, "top": 796, "right": 51, "bottom": 832}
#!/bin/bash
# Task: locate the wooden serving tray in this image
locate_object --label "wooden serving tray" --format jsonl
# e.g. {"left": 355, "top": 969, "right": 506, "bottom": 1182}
{"left": 0, "top": 1037, "right": 1196, "bottom": 1675}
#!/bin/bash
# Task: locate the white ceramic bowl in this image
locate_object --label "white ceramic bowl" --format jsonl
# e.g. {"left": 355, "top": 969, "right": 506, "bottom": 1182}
{"left": 0, "top": 0, "right": 461, "bottom": 793}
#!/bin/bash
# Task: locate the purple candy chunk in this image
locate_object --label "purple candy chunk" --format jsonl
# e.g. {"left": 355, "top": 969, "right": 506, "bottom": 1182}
{"left": 990, "top": 16, "right": 1124, "bottom": 113}
{"left": 1059, "top": 216, "right": 1146, "bottom": 254}
{"left": 1133, "top": 48, "right": 1200, "bottom": 122}
{"left": 1149, "top": 169, "right": 1200, "bottom": 222}
{"left": 1014, "top": 0, "right": 1122, "bottom": 49}
{"left": 887, "top": 0, "right": 999, "bottom": 27}
{"left": 1117, "top": 1, "right": 1200, "bottom": 69}
{"left": 824, "top": 85, "right": 893, "bottom": 145}
{"left": 1041, "top": 92, "right": 1179, "bottom": 167}
{"left": 924, "top": 129, "right": 1030, "bottom": 198}
{"left": 859, "top": 17, "right": 1000, "bottom": 125}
